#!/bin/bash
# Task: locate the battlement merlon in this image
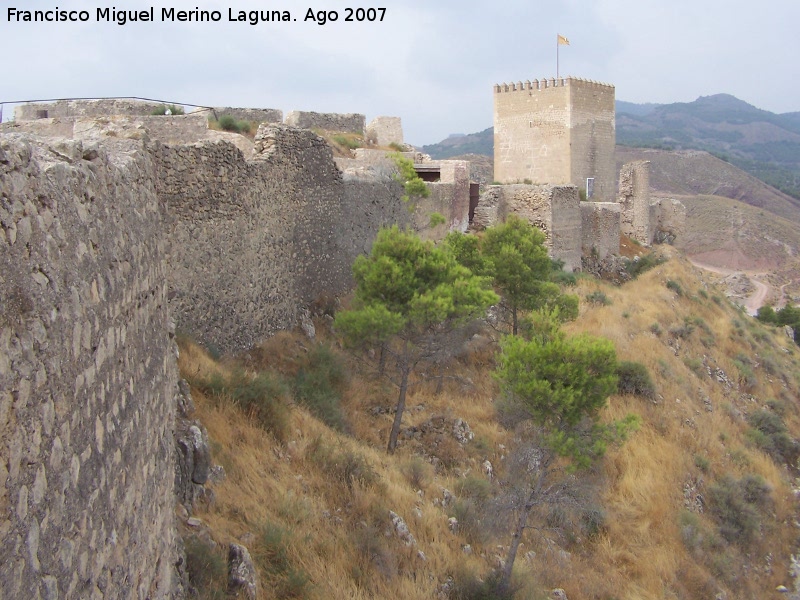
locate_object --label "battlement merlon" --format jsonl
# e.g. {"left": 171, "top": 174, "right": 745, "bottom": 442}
{"left": 494, "top": 77, "right": 615, "bottom": 93}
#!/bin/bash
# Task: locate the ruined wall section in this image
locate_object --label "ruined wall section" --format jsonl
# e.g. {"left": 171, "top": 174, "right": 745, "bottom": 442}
{"left": 155, "top": 135, "right": 300, "bottom": 354}
{"left": 549, "top": 186, "right": 582, "bottom": 270}
{"left": 15, "top": 100, "right": 165, "bottom": 121}
{"left": 285, "top": 111, "right": 366, "bottom": 134}
{"left": 581, "top": 202, "right": 621, "bottom": 258}
{"left": 493, "top": 80, "right": 571, "bottom": 184}
{"left": 472, "top": 184, "right": 581, "bottom": 271}
{"left": 209, "top": 107, "right": 283, "bottom": 124}
{"left": 366, "top": 116, "right": 403, "bottom": 147}
{"left": 156, "top": 124, "right": 412, "bottom": 354}
{"left": 619, "top": 160, "right": 651, "bottom": 244}
{"left": 568, "top": 80, "right": 615, "bottom": 201}
{"left": 414, "top": 160, "right": 471, "bottom": 238}
{"left": 650, "top": 197, "right": 686, "bottom": 244}
{"left": 0, "top": 134, "right": 177, "bottom": 599}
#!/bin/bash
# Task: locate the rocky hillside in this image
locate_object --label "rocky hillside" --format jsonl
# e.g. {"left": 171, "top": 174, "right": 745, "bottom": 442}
{"left": 178, "top": 249, "right": 800, "bottom": 600}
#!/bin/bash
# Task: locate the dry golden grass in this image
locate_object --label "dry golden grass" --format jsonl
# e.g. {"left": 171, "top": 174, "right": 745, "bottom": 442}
{"left": 178, "top": 253, "right": 800, "bottom": 600}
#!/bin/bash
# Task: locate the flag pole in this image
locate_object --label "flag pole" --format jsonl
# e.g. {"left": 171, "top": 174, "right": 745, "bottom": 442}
{"left": 557, "top": 35, "right": 559, "bottom": 78}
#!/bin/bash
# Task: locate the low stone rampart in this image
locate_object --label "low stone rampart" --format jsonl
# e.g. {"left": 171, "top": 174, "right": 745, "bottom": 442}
{"left": 209, "top": 107, "right": 283, "bottom": 124}
{"left": 285, "top": 110, "right": 366, "bottom": 134}
{"left": 15, "top": 99, "right": 166, "bottom": 121}
{"left": 0, "top": 134, "right": 178, "bottom": 599}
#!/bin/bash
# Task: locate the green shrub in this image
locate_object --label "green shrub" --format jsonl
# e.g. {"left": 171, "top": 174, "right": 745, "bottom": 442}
{"left": 195, "top": 369, "right": 290, "bottom": 440}
{"left": 255, "top": 522, "right": 291, "bottom": 575}
{"left": 666, "top": 279, "right": 684, "bottom": 296}
{"left": 626, "top": 253, "right": 666, "bottom": 278}
{"left": 449, "top": 499, "right": 489, "bottom": 545}
{"left": 401, "top": 456, "right": 433, "bottom": 490}
{"left": 253, "top": 522, "right": 312, "bottom": 598}
{"left": 670, "top": 318, "right": 696, "bottom": 339}
{"left": 184, "top": 536, "right": 228, "bottom": 600}
{"left": 308, "top": 440, "right": 380, "bottom": 491}
{"left": 732, "top": 356, "right": 757, "bottom": 389}
{"left": 332, "top": 134, "right": 361, "bottom": 150}
{"left": 682, "top": 356, "right": 704, "bottom": 376}
{"left": 616, "top": 361, "right": 656, "bottom": 400}
{"left": 549, "top": 258, "right": 577, "bottom": 286}
{"left": 586, "top": 290, "right": 611, "bottom": 306}
{"left": 747, "top": 409, "right": 799, "bottom": 466}
{"left": 449, "top": 568, "right": 516, "bottom": 600}
{"left": 293, "top": 344, "right": 349, "bottom": 432}
{"left": 708, "top": 474, "right": 770, "bottom": 546}
{"left": 455, "top": 476, "right": 492, "bottom": 503}
{"left": 579, "top": 506, "right": 608, "bottom": 540}
{"left": 214, "top": 115, "right": 252, "bottom": 134}
{"left": 694, "top": 454, "right": 710, "bottom": 473}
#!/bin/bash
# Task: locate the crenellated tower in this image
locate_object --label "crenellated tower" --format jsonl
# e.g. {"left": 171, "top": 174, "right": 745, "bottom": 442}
{"left": 493, "top": 77, "right": 615, "bottom": 201}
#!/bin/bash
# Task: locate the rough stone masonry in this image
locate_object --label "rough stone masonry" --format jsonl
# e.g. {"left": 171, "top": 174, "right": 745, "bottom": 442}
{"left": 0, "top": 134, "right": 179, "bottom": 599}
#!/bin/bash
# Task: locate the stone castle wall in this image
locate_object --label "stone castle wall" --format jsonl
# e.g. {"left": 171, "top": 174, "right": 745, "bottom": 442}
{"left": 650, "top": 197, "right": 687, "bottom": 244}
{"left": 157, "top": 124, "right": 420, "bottom": 354}
{"left": 493, "top": 78, "right": 615, "bottom": 201}
{"left": 209, "top": 107, "right": 283, "bottom": 124}
{"left": 620, "top": 160, "right": 652, "bottom": 244}
{"left": 285, "top": 111, "right": 366, "bottom": 134}
{"left": 581, "top": 202, "right": 621, "bottom": 259}
{"left": 472, "top": 184, "right": 581, "bottom": 271}
{"left": 0, "top": 134, "right": 178, "bottom": 599}
{"left": 367, "top": 116, "right": 403, "bottom": 146}
{"left": 14, "top": 99, "right": 166, "bottom": 121}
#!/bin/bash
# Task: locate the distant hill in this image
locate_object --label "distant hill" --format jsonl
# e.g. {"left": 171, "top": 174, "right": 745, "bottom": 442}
{"left": 421, "top": 127, "right": 493, "bottom": 159}
{"left": 422, "top": 94, "right": 800, "bottom": 199}
{"left": 616, "top": 94, "right": 800, "bottom": 199}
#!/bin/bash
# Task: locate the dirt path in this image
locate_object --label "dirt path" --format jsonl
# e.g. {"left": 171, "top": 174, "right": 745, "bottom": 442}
{"left": 688, "top": 258, "right": 771, "bottom": 316}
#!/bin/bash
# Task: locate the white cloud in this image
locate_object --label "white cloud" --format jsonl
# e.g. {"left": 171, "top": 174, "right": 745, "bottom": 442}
{"left": 2, "top": 0, "right": 799, "bottom": 144}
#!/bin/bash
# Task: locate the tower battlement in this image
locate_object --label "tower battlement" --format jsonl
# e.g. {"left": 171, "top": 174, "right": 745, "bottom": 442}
{"left": 494, "top": 77, "right": 614, "bottom": 94}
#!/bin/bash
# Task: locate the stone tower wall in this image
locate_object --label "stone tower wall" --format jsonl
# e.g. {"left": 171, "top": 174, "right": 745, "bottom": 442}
{"left": 493, "top": 80, "right": 571, "bottom": 184}
{"left": 493, "top": 78, "right": 615, "bottom": 200}
{"left": 568, "top": 80, "right": 616, "bottom": 201}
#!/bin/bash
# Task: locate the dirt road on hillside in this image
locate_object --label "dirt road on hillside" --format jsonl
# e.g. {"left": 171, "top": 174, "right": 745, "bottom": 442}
{"left": 688, "top": 258, "right": 771, "bottom": 316}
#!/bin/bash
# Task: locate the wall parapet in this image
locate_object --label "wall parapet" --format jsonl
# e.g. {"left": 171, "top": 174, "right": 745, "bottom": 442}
{"left": 494, "top": 77, "right": 614, "bottom": 93}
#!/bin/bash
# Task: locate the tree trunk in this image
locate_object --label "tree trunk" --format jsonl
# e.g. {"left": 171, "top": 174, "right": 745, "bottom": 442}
{"left": 378, "top": 343, "right": 387, "bottom": 376}
{"left": 500, "top": 456, "right": 552, "bottom": 592}
{"left": 500, "top": 504, "right": 530, "bottom": 591}
{"left": 387, "top": 365, "right": 410, "bottom": 453}
{"left": 512, "top": 304, "right": 518, "bottom": 336}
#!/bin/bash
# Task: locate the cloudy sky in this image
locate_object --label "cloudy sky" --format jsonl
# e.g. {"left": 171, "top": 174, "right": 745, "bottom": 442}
{"left": 2, "top": 0, "right": 799, "bottom": 145}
